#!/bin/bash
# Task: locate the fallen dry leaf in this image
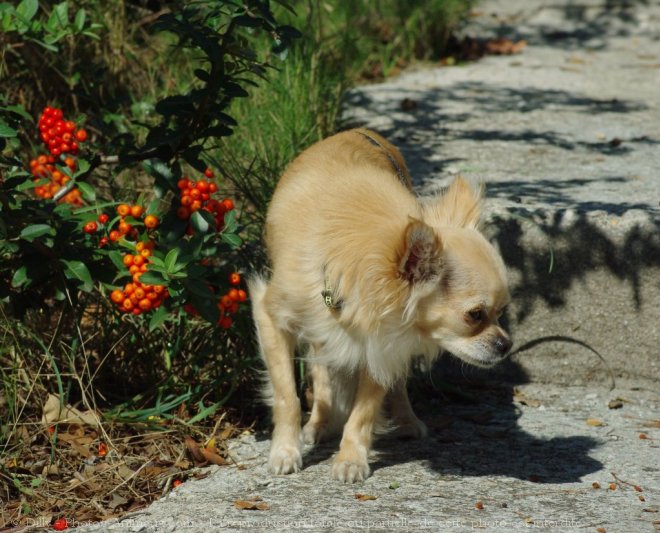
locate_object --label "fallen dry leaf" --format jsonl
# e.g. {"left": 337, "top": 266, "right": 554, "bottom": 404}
{"left": 513, "top": 390, "right": 541, "bottom": 408}
{"left": 184, "top": 437, "right": 227, "bottom": 466}
{"left": 184, "top": 437, "right": 206, "bottom": 463}
{"left": 108, "top": 493, "right": 129, "bottom": 510}
{"left": 200, "top": 446, "right": 227, "bottom": 466}
{"left": 234, "top": 497, "right": 270, "bottom": 511}
{"left": 42, "top": 394, "right": 100, "bottom": 426}
{"left": 485, "top": 37, "right": 527, "bottom": 55}
{"left": 355, "top": 493, "right": 377, "bottom": 501}
{"left": 586, "top": 418, "right": 606, "bottom": 427}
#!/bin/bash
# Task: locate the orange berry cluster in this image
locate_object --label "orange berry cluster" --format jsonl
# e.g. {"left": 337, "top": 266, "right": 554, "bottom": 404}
{"left": 29, "top": 154, "right": 83, "bottom": 205}
{"left": 38, "top": 106, "right": 87, "bottom": 157}
{"left": 184, "top": 271, "right": 247, "bottom": 329}
{"left": 176, "top": 168, "right": 234, "bottom": 231}
{"left": 109, "top": 240, "right": 169, "bottom": 315}
{"left": 103, "top": 203, "right": 159, "bottom": 244}
{"left": 217, "top": 281, "right": 248, "bottom": 329}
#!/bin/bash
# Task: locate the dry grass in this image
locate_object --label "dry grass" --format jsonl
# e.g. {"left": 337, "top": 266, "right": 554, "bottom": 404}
{"left": 1, "top": 415, "right": 245, "bottom": 529}
{"left": 0, "top": 301, "right": 258, "bottom": 530}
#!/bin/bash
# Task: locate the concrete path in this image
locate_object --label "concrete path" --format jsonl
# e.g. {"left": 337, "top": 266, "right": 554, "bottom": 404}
{"left": 86, "top": 384, "right": 658, "bottom": 532}
{"left": 345, "top": 0, "right": 660, "bottom": 387}
{"left": 80, "top": 1, "right": 659, "bottom": 531}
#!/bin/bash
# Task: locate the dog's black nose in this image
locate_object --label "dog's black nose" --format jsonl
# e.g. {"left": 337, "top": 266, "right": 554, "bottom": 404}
{"left": 495, "top": 336, "right": 512, "bottom": 356}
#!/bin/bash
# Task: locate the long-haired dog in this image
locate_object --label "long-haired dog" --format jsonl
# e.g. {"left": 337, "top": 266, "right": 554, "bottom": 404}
{"left": 249, "top": 129, "right": 511, "bottom": 482}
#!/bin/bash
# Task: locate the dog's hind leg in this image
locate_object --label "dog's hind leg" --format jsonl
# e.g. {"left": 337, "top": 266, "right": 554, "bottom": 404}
{"left": 250, "top": 277, "right": 302, "bottom": 474}
{"left": 387, "top": 379, "right": 428, "bottom": 439}
{"left": 302, "top": 360, "right": 332, "bottom": 444}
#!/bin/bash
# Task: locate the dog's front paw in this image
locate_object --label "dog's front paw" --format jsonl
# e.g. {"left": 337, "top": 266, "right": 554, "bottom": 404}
{"left": 268, "top": 442, "right": 302, "bottom": 475}
{"left": 331, "top": 457, "right": 370, "bottom": 483}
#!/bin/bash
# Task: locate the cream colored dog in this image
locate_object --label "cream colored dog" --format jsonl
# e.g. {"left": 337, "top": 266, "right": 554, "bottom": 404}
{"left": 249, "top": 128, "right": 511, "bottom": 482}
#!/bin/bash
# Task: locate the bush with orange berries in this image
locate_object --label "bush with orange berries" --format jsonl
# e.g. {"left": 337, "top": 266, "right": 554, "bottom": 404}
{"left": 2, "top": 103, "right": 247, "bottom": 332}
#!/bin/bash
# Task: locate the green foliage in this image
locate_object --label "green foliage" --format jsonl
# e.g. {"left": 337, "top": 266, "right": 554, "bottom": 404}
{"left": 0, "top": 0, "right": 473, "bottom": 429}
{"left": 0, "top": 0, "right": 102, "bottom": 49}
{"left": 0, "top": 1, "right": 301, "bottom": 427}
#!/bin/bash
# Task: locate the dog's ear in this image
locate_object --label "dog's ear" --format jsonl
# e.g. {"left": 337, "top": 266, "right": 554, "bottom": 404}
{"left": 398, "top": 220, "right": 443, "bottom": 283}
{"left": 424, "top": 176, "right": 483, "bottom": 229}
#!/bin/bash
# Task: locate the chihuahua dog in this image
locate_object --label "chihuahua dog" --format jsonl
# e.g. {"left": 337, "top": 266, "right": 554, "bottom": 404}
{"left": 249, "top": 128, "right": 511, "bottom": 482}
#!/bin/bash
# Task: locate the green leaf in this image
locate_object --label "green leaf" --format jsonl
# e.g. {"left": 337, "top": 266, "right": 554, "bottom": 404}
{"left": 12, "top": 477, "right": 34, "bottom": 497}
{"left": 52, "top": 2, "right": 68, "bottom": 27}
{"left": 74, "top": 8, "right": 85, "bottom": 31}
{"left": 16, "top": 177, "right": 47, "bottom": 191}
{"left": 11, "top": 266, "right": 29, "bottom": 288}
{"left": 76, "top": 181, "right": 96, "bottom": 202}
{"left": 233, "top": 14, "right": 262, "bottom": 28}
{"left": 108, "top": 250, "right": 125, "bottom": 271}
{"left": 186, "top": 282, "right": 219, "bottom": 324}
{"left": 73, "top": 158, "right": 90, "bottom": 178}
{"left": 143, "top": 158, "right": 175, "bottom": 191}
{"left": 20, "top": 224, "right": 54, "bottom": 241}
{"left": 223, "top": 210, "right": 237, "bottom": 233}
{"left": 61, "top": 259, "right": 92, "bottom": 290}
{"left": 193, "top": 69, "right": 209, "bottom": 82}
{"left": 164, "top": 248, "right": 179, "bottom": 273}
{"left": 186, "top": 402, "right": 221, "bottom": 425}
{"left": 0, "top": 119, "right": 17, "bottom": 137}
{"left": 43, "top": 30, "right": 67, "bottom": 44}
{"left": 16, "top": 0, "right": 38, "bottom": 22}
{"left": 222, "top": 81, "right": 249, "bottom": 98}
{"left": 32, "top": 39, "right": 59, "bottom": 52}
{"left": 0, "top": 104, "right": 32, "bottom": 122}
{"left": 221, "top": 233, "right": 242, "bottom": 248}
{"left": 190, "top": 210, "right": 214, "bottom": 234}
{"left": 147, "top": 255, "right": 164, "bottom": 268}
{"left": 148, "top": 305, "right": 168, "bottom": 332}
{"left": 139, "top": 271, "right": 167, "bottom": 286}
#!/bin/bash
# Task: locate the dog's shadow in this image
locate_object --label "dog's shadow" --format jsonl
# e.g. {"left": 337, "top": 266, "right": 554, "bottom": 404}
{"left": 297, "top": 358, "right": 602, "bottom": 483}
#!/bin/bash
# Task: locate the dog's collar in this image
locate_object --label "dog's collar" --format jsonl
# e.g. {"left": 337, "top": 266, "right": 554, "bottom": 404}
{"left": 357, "top": 131, "right": 408, "bottom": 187}
{"left": 321, "top": 276, "right": 342, "bottom": 310}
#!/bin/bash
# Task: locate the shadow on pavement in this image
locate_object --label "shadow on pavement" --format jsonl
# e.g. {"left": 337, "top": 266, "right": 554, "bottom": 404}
{"left": 298, "top": 360, "right": 603, "bottom": 483}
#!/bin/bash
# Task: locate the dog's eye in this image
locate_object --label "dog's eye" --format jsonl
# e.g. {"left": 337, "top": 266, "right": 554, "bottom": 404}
{"left": 467, "top": 308, "right": 485, "bottom": 322}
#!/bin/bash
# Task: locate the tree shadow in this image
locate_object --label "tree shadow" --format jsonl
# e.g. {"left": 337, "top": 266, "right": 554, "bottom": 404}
{"left": 478, "top": 0, "right": 655, "bottom": 51}
{"left": 341, "top": 81, "right": 656, "bottom": 192}
{"left": 342, "top": 82, "right": 660, "bottom": 319}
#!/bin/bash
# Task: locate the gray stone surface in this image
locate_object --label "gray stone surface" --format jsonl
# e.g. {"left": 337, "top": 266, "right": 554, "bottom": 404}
{"left": 77, "top": 1, "right": 659, "bottom": 531}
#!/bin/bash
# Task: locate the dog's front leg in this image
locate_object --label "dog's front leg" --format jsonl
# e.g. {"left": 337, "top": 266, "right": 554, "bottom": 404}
{"left": 252, "top": 293, "right": 302, "bottom": 474}
{"left": 332, "top": 367, "right": 387, "bottom": 482}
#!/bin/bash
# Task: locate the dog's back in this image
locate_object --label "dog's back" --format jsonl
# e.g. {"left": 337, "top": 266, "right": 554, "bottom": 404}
{"left": 263, "top": 129, "right": 419, "bottom": 337}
